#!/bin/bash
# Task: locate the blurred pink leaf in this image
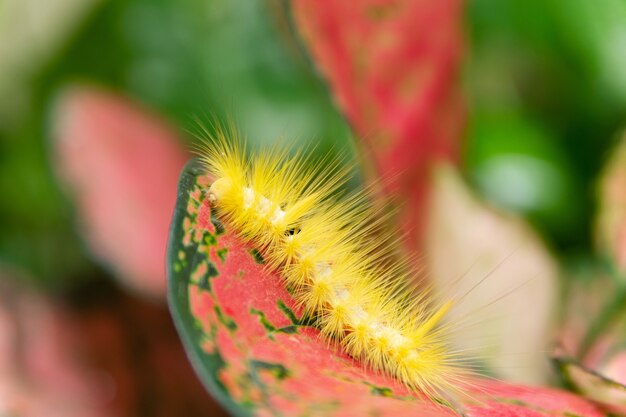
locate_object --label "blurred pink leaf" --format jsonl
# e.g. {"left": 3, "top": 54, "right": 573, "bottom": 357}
{"left": 555, "top": 265, "right": 626, "bottom": 413}
{"left": 596, "top": 132, "right": 626, "bottom": 275}
{"left": 424, "top": 164, "right": 559, "bottom": 384}
{"left": 0, "top": 268, "right": 112, "bottom": 417}
{"left": 604, "top": 352, "right": 626, "bottom": 385}
{"left": 52, "top": 85, "right": 189, "bottom": 298}
{"left": 292, "top": 0, "right": 465, "bottom": 248}
{"left": 0, "top": 266, "right": 226, "bottom": 417}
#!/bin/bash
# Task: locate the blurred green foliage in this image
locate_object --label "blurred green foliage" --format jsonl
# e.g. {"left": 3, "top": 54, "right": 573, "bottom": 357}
{"left": 3, "top": 0, "right": 626, "bottom": 287}
{"left": 0, "top": 0, "right": 351, "bottom": 288}
{"left": 466, "top": 0, "right": 626, "bottom": 254}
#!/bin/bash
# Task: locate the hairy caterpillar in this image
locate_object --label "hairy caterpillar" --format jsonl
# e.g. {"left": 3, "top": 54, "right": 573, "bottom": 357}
{"left": 196, "top": 125, "right": 471, "bottom": 405}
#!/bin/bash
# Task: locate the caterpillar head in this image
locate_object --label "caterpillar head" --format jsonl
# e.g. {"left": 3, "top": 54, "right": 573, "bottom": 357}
{"left": 207, "top": 177, "right": 233, "bottom": 204}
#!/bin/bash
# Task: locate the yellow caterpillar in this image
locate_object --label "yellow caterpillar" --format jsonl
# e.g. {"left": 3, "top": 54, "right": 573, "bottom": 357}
{"left": 197, "top": 125, "right": 470, "bottom": 403}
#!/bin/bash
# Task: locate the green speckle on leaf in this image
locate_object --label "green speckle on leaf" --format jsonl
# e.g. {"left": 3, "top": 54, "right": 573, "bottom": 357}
{"left": 192, "top": 317, "right": 205, "bottom": 333}
{"left": 249, "top": 248, "right": 265, "bottom": 264}
{"left": 191, "top": 261, "right": 207, "bottom": 284}
{"left": 277, "top": 299, "right": 299, "bottom": 324}
{"left": 205, "top": 233, "right": 217, "bottom": 246}
{"left": 214, "top": 306, "right": 238, "bottom": 332}
{"left": 217, "top": 248, "right": 228, "bottom": 262}
{"left": 250, "top": 360, "right": 290, "bottom": 380}
{"left": 211, "top": 212, "right": 225, "bottom": 235}
{"left": 207, "top": 261, "right": 219, "bottom": 277}
{"left": 369, "top": 385, "right": 393, "bottom": 397}
{"left": 195, "top": 260, "right": 219, "bottom": 291}
{"left": 495, "top": 397, "right": 529, "bottom": 407}
{"left": 279, "top": 325, "right": 298, "bottom": 334}
{"left": 250, "top": 308, "right": 277, "bottom": 333}
{"left": 250, "top": 308, "right": 299, "bottom": 336}
{"left": 276, "top": 299, "right": 316, "bottom": 327}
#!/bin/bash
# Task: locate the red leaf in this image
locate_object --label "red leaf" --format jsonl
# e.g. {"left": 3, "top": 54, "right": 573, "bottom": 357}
{"left": 168, "top": 161, "right": 603, "bottom": 417}
{"left": 292, "top": 0, "right": 465, "bottom": 248}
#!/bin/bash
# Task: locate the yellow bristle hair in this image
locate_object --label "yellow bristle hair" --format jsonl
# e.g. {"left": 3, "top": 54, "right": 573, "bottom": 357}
{"left": 196, "top": 124, "right": 470, "bottom": 404}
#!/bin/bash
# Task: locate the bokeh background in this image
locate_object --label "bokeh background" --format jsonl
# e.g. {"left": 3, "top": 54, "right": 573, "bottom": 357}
{"left": 2, "top": 0, "right": 626, "bottom": 415}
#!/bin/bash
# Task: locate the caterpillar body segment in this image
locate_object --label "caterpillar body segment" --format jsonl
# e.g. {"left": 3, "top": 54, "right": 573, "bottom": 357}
{"left": 197, "top": 128, "right": 469, "bottom": 402}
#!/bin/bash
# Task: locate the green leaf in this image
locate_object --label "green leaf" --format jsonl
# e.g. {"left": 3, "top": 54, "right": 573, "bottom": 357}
{"left": 167, "top": 159, "right": 247, "bottom": 417}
